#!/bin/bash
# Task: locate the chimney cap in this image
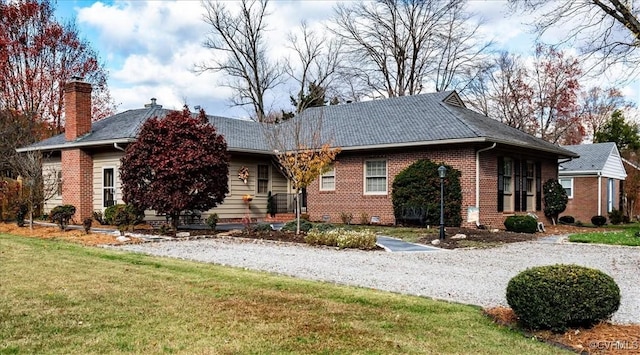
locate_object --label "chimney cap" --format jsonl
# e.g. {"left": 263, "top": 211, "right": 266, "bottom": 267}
{"left": 144, "top": 97, "right": 162, "bottom": 108}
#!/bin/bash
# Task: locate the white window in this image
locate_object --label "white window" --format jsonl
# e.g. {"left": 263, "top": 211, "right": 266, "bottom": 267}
{"left": 559, "top": 178, "right": 573, "bottom": 199}
{"left": 364, "top": 160, "right": 387, "bottom": 194}
{"left": 320, "top": 165, "right": 335, "bottom": 191}
{"left": 526, "top": 161, "right": 535, "bottom": 211}
{"left": 103, "top": 167, "right": 115, "bottom": 208}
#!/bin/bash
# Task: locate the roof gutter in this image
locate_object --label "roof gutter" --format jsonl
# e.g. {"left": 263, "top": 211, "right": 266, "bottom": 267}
{"left": 16, "top": 138, "right": 136, "bottom": 153}
{"left": 476, "top": 143, "right": 497, "bottom": 210}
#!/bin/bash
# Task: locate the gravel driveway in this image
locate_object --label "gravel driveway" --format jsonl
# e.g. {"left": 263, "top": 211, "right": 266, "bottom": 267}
{"left": 114, "top": 238, "right": 640, "bottom": 324}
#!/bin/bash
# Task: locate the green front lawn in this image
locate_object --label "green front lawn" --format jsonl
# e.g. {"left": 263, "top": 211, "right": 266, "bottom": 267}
{"left": 0, "top": 234, "right": 566, "bottom": 354}
{"left": 569, "top": 229, "right": 640, "bottom": 246}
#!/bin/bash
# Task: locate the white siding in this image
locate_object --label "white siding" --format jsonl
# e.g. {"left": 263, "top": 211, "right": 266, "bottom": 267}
{"left": 602, "top": 147, "right": 627, "bottom": 180}
{"left": 42, "top": 157, "right": 62, "bottom": 213}
{"left": 92, "top": 152, "right": 124, "bottom": 212}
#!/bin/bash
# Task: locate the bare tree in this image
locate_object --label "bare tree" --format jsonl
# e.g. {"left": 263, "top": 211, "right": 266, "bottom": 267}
{"left": 331, "top": 0, "right": 491, "bottom": 99}
{"left": 285, "top": 21, "right": 343, "bottom": 113}
{"left": 12, "top": 151, "right": 59, "bottom": 229}
{"left": 432, "top": 5, "right": 493, "bottom": 92}
{"left": 199, "top": 0, "right": 283, "bottom": 122}
{"left": 511, "top": 0, "right": 640, "bottom": 77}
{"left": 579, "top": 86, "right": 633, "bottom": 140}
{"left": 263, "top": 110, "right": 340, "bottom": 234}
{"left": 463, "top": 52, "right": 536, "bottom": 131}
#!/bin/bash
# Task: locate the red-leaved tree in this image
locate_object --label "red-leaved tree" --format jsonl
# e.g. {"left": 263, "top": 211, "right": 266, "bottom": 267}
{"left": 0, "top": 0, "right": 116, "bottom": 134}
{"left": 120, "top": 108, "right": 229, "bottom": 229}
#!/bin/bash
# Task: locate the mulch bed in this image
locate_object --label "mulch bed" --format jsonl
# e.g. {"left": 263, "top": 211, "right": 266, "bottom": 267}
{"left": 485, "top": 307, "right": 640, "bottom": 354}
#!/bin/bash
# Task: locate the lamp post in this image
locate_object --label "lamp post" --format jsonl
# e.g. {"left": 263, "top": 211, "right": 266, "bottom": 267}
{"left": 438, "top": 165, "right": 447, "bottom": 240}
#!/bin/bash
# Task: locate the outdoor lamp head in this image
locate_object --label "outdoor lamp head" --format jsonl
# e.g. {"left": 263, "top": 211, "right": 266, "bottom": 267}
{"left": 438, "top": 165, "right": 447, "bottom": 178}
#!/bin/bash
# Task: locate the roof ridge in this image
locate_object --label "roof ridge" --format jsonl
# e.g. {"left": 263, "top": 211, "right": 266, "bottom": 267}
{"left": 437, "top": 101, "right": 483, "bottom": 137}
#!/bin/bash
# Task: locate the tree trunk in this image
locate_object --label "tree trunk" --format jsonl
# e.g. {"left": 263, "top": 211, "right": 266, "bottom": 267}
{"left": 296, "top": 189, "right": 301, "bottom": 235}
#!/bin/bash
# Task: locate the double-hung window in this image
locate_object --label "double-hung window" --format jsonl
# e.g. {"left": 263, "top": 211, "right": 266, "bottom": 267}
{"left": 364, "top": 160, "right": 387, "bottom": 194}
{"left": 320, "top": 165, "right": 335, "bottom": 191}
{"left": 560, "top": 178, "right": 573, "bottom": 199}
{"left": 103, "top": 168, "right": 115, "bottom": 208}
{"left": 257, "top": 165, "right": 269, "bottom": 194}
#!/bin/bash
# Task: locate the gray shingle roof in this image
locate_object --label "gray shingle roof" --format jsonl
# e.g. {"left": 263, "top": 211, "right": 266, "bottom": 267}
{"left": 20, "top": 91, "right": 577, "bottom": 158}
{"left": 560, "top": 142, "right": 617, "bottom": 172}
{"left": 23, "top": 106, "right": 269, "bottom": 153}
{"left": 292, "top": 91, "right": 577, "bottom": 157}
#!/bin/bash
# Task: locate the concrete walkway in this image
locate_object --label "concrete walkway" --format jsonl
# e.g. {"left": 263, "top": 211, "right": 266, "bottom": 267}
{"left": 376, "top": 236, "right": 443, "bottom": 252}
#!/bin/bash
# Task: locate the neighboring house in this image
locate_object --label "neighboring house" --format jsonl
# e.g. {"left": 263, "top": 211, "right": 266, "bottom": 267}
{"left": 559, "top": 143, "right": 627, "bottom": 223}
{"left": 18, "top": 80, "right": 290, "bottom": 223}
{"left": 20, "top": 79, "right": 578, "bottom": 228}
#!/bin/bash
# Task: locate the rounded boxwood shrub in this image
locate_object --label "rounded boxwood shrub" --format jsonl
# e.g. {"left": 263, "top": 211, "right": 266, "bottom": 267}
{"left": 591, "top": 215, "right": 607, "bottom": 226}
{"left": 392, "top": 159, "right": 462, "bottom": 227}
{"left": 558, "top": 215, "right": 575, "bottom": 224}
{"left": 49, "top": 204, "right": 76, "bottom": 231}
{"left": 504, "top": 215, "right": 537, "bottom": 233}
{"left": 506, "top": 264, "right": 620, "bottom": 332}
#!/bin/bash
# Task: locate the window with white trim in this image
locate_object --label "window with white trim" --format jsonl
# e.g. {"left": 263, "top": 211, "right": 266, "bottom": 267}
{"left": 103, "top": 168, "right": 115, "bottom": 208}
{"left": 559, "top": 178, "right": 573, "bottom": 199}
{"left": 56, "top": 170, "right": 62, "bottom": 196}
{"left": 320, "top": 165, "right": 335, "bottom": 191}
{"left": 526, "top": 161, "right": 535, "bottom": 211}
{"left": 364, "top": 160, "right": 387, "bottom": 194}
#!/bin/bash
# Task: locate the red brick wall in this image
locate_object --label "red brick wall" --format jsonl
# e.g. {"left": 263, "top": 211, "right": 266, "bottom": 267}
{"left": 61, "top": 149, "right": 93, "bottom": 221}
{"left": 562, "top": 176, "right": 622, "bottom": 223}
{"left": 306, "top": 145, "right": 559, "bottom": 229}
{"left": 64, "top": 80, "right": 92, "bottom": 141}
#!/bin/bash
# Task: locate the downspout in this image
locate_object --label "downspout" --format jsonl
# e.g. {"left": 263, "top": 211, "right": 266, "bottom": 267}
{"left": 476, "top": 143, "right": 497, "bottom": 223}
{"left": 114, "top": 142, "right": 125, "bottom": 151}
{"left": 598, "top": 172, "right": 602, "bottom": 216}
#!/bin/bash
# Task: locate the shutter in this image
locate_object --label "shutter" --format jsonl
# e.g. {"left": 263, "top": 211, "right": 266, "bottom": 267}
{"left": 521, "top": 163, "right": 528, "bottom": 212}
{"left": 514, "top": 160, "right": 521, "bottom": 212}
{"left": 536, "top": 162, "right": 542, "bottom": 211}
{"left": 619, "top": 180, "right": 624, "bottom": 210}
{"left": 497, "top": 157, "right": 504, "bottom": 212}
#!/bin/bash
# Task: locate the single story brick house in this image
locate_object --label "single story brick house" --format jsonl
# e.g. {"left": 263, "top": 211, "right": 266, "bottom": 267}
{"left": 559, "top": 143, "right": 626, "bottom": 223}
{"left": 20, "top": 79, "right": 577, "bottom": 228}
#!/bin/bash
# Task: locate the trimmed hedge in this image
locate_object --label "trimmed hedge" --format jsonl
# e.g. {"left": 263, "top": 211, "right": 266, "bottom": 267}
{"left": 504, "top": 215, "right": 537, "bottom": 233}
{"left": 558, "top": 215, "right": 575, "bottom": 225}
{"left": 506, "top": 264, "right": 620, "bottom": 332}
{"left": 591, "top": 215, "right": 607, "bottom": 226}
{"left": 49, "top": 204, "right": 76, "bottom": 231}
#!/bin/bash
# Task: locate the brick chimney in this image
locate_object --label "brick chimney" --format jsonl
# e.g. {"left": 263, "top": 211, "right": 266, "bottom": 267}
{"left": 64, "top": 77, "right": 92, "bottom": 141}
{"left": 61, "top": 77, "right": 94, "bottom": 222}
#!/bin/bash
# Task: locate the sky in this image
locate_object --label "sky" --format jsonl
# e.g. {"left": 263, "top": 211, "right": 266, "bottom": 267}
{"left": 54, "top": 0, "right": 640, "bottom": 120}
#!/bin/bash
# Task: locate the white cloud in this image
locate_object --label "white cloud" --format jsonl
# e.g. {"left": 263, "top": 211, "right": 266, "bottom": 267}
{"left": 72, "top": 0, "right": 638, "bottom": 118}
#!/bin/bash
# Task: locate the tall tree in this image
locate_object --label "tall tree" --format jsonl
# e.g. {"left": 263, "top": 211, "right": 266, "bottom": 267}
{"left": 510, "top": 0, "right": 640, "bottom": 76}
{"left": 530, "top": 45, "right": 582, "bottom": 144}
{"left": 579, "top": 87, "right": 633, "bottom": 140}
{"left": 594, "top": 110, "right": 640, "bottom": 152}
{"left": 285, "top": 21, "right": 342, "bottom": 114}
{"left": 465, "top": 46, "right": 583, "bottom": 144}
{"left": 120, "top": 108, "right": 230, "bottom": 229}
{"left": 0, "top": 0, "right": 115, "bottom": 133}
{"left": 331, "top": 0, "right": 491, "bottom": 100}
{"left": 199, "top": 0, "right": 282, "bottom": 122}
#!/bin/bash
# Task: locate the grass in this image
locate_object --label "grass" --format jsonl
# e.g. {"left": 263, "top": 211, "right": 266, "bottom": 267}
{"left": 569, "top": 229, "right": 640, "bottom": 246}
{"left": 0, "top": 233, "right": 568, "bottom": 354}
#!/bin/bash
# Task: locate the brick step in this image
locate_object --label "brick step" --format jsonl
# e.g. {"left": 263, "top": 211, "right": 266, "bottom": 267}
{"left": 263, "top": 213, "right": 296, "bottom": 223}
